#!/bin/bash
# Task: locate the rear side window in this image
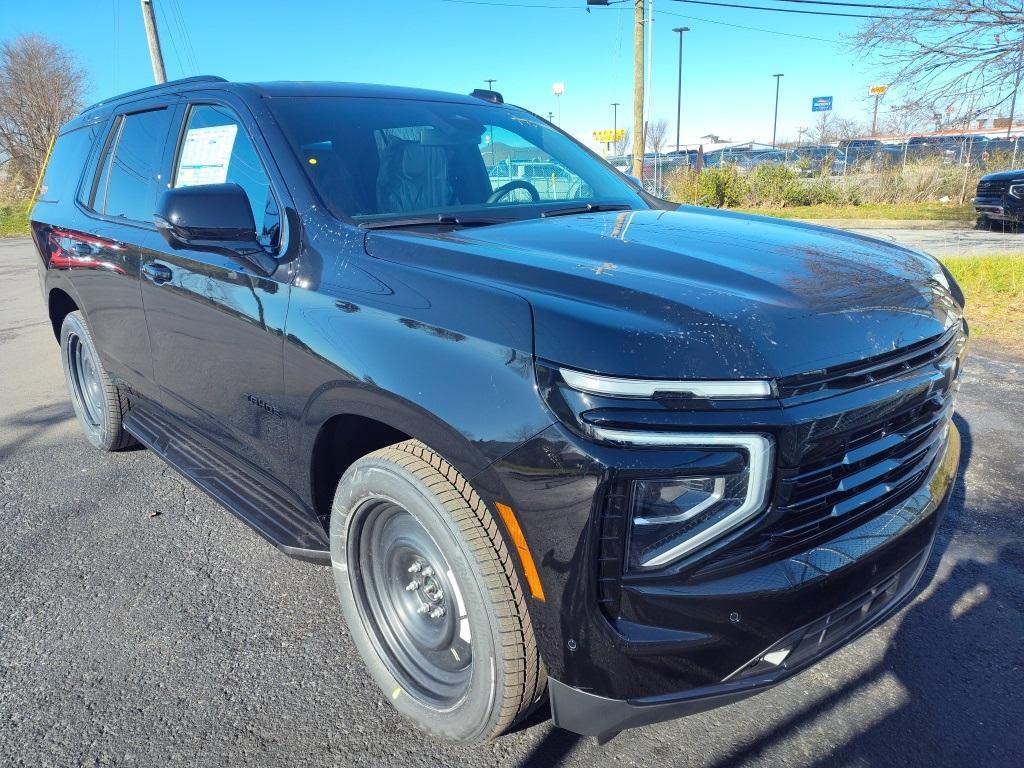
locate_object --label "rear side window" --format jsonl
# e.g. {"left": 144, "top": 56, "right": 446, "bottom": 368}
{"left": 173, "top": 104, "right": 280, "bottom": 249}
{"left": 36, "top": 124, "right": 101, "bottom": 205}
{"left": 93, "top": 108, "right": 174, "bottom": 222}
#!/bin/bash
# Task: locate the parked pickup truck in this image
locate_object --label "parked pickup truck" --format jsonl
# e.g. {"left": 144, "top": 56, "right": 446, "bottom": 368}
{"left": 30, "top": 76, "right": 966, "bottom": 744}
{"left": 975, "top": 168, "right": 1024, "bottom": 230}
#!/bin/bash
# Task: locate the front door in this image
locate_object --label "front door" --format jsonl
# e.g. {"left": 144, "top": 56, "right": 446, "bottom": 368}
{"left": 140, "top": 100, "right": 292, "bottom": 479}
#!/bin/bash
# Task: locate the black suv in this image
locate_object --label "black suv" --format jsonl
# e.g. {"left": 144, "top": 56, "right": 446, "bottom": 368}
{"left": 30, "top": 77, "right": 966, "bottom": 743}
{"left": 975, "top": 168, "right": 1024, "bottom": 229}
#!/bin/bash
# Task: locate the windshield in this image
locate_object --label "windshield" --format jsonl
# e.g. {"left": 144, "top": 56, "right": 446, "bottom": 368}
{"left": 266, "top": 96, "right": 647, "bottom": 224}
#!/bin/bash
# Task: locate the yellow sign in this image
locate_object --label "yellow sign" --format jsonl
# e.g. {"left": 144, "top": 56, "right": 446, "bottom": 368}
{"left": 593, "top": 128, "right": 626, "bottom": 143}
{"left": 868, "top": 85, "right": 888, "bottom": 96}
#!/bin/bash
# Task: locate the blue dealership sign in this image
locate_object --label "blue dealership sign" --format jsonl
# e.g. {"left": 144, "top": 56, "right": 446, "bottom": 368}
{"left": 812, "top": 96, "right": 833, "bottom": 112}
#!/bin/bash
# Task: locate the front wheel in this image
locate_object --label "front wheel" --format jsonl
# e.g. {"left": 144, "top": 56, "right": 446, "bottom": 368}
{"left": 329, "top": 440, "right": 546, "bottom": 742}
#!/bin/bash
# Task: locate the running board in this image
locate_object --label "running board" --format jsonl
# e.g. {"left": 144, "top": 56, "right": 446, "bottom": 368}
{"left": 124, "top": 406, "right": 331, "bottom": 564}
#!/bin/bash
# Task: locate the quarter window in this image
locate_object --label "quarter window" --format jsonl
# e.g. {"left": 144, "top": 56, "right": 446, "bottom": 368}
{"left": 93, "top": 108, "right": 174, "bottom": 222}
{"left": 174, "top": 104, "right": 280, "bottom": 249}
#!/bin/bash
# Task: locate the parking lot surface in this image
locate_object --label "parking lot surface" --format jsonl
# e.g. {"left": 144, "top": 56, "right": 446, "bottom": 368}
{"left": 2, "top": 236, "right": 1022, "bottom": 767}
{"left": 845, "top": 226, "right": 1024, "bottom": 257}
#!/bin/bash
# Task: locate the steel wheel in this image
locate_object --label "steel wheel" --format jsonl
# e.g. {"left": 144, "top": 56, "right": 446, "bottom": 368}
{"left": 66, "top": 331, "right": 104, "bottom": 428}
{"left": 351, "top": 499, "right": 473, "bottom": 709}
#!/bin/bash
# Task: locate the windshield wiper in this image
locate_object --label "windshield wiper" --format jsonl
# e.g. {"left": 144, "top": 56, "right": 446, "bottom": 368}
{"left": 359, "top": 214, "right": 508, "bottom": 230}
{"left": 540, "top": 203, "right": 633, "bottom": 218}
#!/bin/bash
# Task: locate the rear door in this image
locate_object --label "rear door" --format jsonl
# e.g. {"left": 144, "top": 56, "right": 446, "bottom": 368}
{"left": 70, "top": 101, "right": 180, "bottom": 401}
{"left": 139, "top": 97, "right": 293, "bottom": 479}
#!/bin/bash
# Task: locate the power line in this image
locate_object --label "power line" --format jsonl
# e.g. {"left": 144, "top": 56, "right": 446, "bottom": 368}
{"left": 154, "top": 0, "right": 185, "bottom": 77}
{"left": 658, "top": 8, "right": 838, "bottom": 42}
{"left": 438, "top": 0, "right": 584, "bottom": 8}
{"left": 167, "top": 0, "right": 199, "bottom": 72}
{"left": 737, "top": 0, "right": 931, "bottom": 9}
{"left": 669, "top": 0, "right": 1005, "bottom": 22}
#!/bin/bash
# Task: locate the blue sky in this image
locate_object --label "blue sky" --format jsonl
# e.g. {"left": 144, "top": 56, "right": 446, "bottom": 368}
{"left": 1, "top": 0, "right": 884, "bottom": 148}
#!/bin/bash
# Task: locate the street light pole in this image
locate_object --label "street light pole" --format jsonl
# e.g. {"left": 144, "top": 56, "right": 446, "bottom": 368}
{"left": 611, "top": 102, "right": 620, "bottom": 155}
{"left": 672, "top": 27, "right": 689, "bottom": 152}
{"left": 771, "top": 73, "right": 784, "bottom": 149}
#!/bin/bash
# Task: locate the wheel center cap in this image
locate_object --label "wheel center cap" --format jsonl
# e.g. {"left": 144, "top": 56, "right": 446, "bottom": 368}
{"left": 407, "top": 559, "right": 447, "bottom": 619}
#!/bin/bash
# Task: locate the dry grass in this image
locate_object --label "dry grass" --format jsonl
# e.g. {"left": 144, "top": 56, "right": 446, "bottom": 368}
{"left": 942, "top": 255, "right": 1024, "bottom": 356}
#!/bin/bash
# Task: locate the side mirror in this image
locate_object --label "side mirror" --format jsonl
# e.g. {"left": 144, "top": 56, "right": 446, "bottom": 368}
{"left": 154, "top": 183, "right": 274, "bottom": 274}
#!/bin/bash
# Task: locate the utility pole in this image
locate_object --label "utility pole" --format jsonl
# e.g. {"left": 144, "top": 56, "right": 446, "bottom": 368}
{"left": 672, "top": 27, "right": 689, "bottom": 152}
{"left": 632, "top": 0, "right": 645, "bottom": 178}
{"left": 771, "top": 73, "right": 784, "bottom": 149}
{"left": 871, "top": 94, "right": 881, "bottom": 136}
{"left": 140, "top": 0, "right": 167, "bottom": 84}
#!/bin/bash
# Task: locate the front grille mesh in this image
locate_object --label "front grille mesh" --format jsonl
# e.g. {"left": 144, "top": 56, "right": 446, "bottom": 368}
{"left": 775, "top": 326, "right": 959, "bottom": 402}
{"left": 977, "top": 179, "right": 1010, "bottom": 196}
{"left": 771, "top": 398, "right": 950, "bottom": 538}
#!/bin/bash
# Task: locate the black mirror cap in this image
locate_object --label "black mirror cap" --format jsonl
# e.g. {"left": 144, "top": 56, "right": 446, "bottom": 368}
{"left": 154, "top": 183, "right": 258, "bottom": 246}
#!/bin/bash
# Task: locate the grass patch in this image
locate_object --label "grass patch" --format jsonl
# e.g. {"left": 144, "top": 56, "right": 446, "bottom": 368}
{"left": 0, "top": 205, "right": 30, "bottom": 237}
{"left": 942, "top": 254, "right": 1024, "bottom": 355}
{"left": 735, "top": 202, "right": 975, "bottom": 222}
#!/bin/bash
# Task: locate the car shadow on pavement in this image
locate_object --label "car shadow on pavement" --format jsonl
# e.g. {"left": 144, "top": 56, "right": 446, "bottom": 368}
{"left": 698, "top": 415, "right": 1024, "bottom": 766}
{"left": 0, "top": 401, "right": 76, "bottom": 460}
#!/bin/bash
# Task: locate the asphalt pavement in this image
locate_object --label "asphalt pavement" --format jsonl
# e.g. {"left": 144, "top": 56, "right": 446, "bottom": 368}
{"left": 845, "top": 226, "right": 1024, "bottom": 258}
{"left": 2, "top": 236, "right": 1022, "bottom": 767}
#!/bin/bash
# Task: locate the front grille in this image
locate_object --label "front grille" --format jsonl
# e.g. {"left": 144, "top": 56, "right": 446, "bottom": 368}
{"left": 771, "top": 397, "right": 950, "bottom": 539}
{"left": 776, "top": 326, "right": 960, "bottom": 402}
{"left": 977, "top": 178, "right": 1009, "bottom": 197}
{"left": 693, "top": 326, "right": 962, "bottom": 577}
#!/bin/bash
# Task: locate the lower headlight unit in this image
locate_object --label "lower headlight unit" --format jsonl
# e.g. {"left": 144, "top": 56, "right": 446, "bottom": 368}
{"left": 593, "top": 430, "right": 773, "bottom": 570}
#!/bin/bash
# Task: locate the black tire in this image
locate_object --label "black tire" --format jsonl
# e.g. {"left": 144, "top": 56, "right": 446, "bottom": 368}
{"left": 975, "top": 215, "right": 992, "bottom": 231}
{"left": 59, "top": 311, "right": 137, "bottom": 452}
{"left": 329, "top": 440, "right": 546, "bottom": 743}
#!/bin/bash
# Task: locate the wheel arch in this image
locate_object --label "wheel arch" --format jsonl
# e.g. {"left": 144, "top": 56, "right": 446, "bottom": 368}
{"left": 47, "top": 287, "right": 79, "bottom": 341}
{"left": 303, "top": 385, "right": 502, "bottom": 525}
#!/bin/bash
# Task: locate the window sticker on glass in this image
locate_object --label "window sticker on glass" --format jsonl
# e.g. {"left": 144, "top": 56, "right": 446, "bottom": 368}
{"left": 176, "top": 124, "right": 238, "bottom": 186}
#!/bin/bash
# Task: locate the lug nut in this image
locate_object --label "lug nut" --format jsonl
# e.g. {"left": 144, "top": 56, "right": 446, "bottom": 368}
{"left": 405, "top": 580, "right": 420, "bottom": 591}
{"left": 408, "top": 562, "right": 422, "bottom": 574}
{"left": 417, "top": 604, "right": 431, "bottom": 614}
{"left": 429, "top": 606, "right": 446, "bottom": 619}
{"left": 421, "top": 566, "right": 434, "bottom": 578}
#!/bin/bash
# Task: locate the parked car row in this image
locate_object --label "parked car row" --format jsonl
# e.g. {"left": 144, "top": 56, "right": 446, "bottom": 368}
{"left": 609, "top": 134, "right": 1022, "bottom": 182}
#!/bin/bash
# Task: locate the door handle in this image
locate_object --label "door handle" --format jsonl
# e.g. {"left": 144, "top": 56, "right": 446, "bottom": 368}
{"left": 143, "top": 262, "right": 173, "bottom": 285}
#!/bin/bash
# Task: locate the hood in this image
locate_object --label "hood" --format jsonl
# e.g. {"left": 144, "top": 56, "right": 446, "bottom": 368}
{"left": 364, "top": 207, "right": 963, "bottom": 379}
{"left": 980, "top": 169, "right": 1024, "bottom": 183}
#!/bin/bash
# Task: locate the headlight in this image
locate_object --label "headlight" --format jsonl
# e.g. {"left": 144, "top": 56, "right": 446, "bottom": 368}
{"left": 1009, "top": 183, "right": 1024, "bottom": 199}
{"left": 594, "top": 429, "right": 773, "bottom": 569}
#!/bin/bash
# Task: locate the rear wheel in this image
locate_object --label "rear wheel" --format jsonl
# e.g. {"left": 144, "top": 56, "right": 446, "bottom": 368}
{"left": 329, "top": 440, "right": 546, "bottom": 742}
{"left": 59, "top": 311, "right": 136, "bottom": 451}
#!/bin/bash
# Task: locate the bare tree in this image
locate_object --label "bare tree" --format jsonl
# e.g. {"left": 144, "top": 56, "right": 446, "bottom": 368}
{"left": 883, "top": 98, "right": 941, "bottom": 136}
{"left": 855, "top": 3, "right": 1024, "bottom": 121}
{"left": 646, "top": 119, "right": 669, "bottom": 154}
{"left": 0, "top": 34, "right": 86, "bottom": 190}
{"left": 813, "top": 113, "right": 864, "bottom": 144}
{"left": 613, "top": 127, "right": 631, "bottom": 156}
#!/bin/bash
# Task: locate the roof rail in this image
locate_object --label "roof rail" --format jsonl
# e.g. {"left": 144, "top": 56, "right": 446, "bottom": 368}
{"left": 81, "top": 75, "right": 228, "bottom": 113}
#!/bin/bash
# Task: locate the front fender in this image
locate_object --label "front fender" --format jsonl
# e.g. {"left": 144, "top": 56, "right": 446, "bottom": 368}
{"left": 283, "top": 223, "right": 553, "bottom": 502}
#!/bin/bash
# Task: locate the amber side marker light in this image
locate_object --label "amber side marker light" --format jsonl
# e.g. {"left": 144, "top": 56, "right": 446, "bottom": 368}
{"left": 494, "top": 502, "right": 546, "bottom": 601}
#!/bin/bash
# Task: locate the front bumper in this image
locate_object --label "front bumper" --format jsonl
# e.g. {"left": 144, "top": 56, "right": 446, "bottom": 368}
{"left": 975, "top": 198, "right": 1022, "bottom": 221}
{"left": 546, "top": 422, "right": 959, "bottom": 740}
